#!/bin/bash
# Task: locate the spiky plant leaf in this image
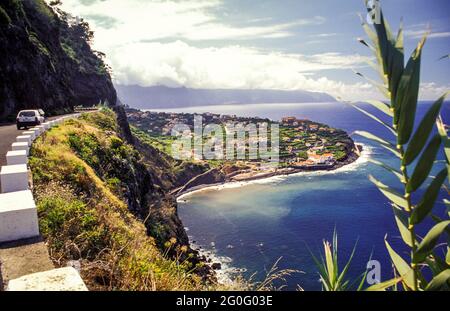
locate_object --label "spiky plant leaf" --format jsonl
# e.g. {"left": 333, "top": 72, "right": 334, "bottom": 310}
{"left": 425, "top": 253, "right": 449, "bottom": 277}
{"left": 353, "top": 70, "right": 390, "bottom": 98}
{"left": 365, "top": 100, "right": 394, "bottom": 116}
{"left": 406, "top": 134, "right": 441, "bottom": 193}
{"left": 324, "top": 240, "right": 336, "bottom": 287}
{"left": 350, "top": 104, "right": 396, "bottom": 135}
{"left": 309, "top": 231, "right": 362, "bottom": 291}
{"left": 395, "top": 18, "right": 404, "bottom": 52}
{"left": 436, "top": 116, "right": 450, "bottom": 161}
{"left": 392, "top": 205, "right": 414, "bottom": 247}
{"left": 411, "top": 168, "right": 448, "bottom": 225}
{"left": 354, "top": 131, "right": 400, "bottom": 158}
{"left": 359, "top": 12, "right": 378, "bottom": 43}
{"left": 358, "top": 14, "right": 386, "bottom": 84}
{"left": 366, "top": 277, "right": 402, "bottom": 291}
{"left": 425, "top": 269, "right": 450, "bottom": 291}
{"left": 369, "top": 8, "right": 404, "bottom": 108}
{"left": 368, "top": 159, "right": 403, "bottom": 182}
{"left": 396, "top": 36, "right": 426, "bottom": 144}
{"left": 370, "top": 9, "right": 391, "bottom": 77}
{"left": 403, "top": 93, "right": 448, "bottom": 165}
{"left": 431, "top": 214, "right": 450, "bottom": 238}
{"left": 436, "top": 116, "right": 450, "bottom": 182}
{"left": 369, "top": 175, "right": 408, "bottom": 209}
{"left": 336, "top": 240, "right": 358, "bottom": 288}
{"left": 413, "top": 220, "right": 450, "bottom": 263}
{"left": 389, "top": 30, "right": 404, "bottom": 106}
{"left": 385, "top": 239, "right": 415, "bottom": 289}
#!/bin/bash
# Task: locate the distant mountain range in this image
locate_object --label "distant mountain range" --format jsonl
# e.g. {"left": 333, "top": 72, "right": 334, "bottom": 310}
{"left": 115, "top": 85, "right": 336, "bottom": 109}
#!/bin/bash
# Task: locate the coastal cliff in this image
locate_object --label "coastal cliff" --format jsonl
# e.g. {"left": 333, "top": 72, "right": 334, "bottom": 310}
{"left": 29, "top": 109, "right": 221, "bottom": 289}
{"left": 1, "top": 1, "right": 217, "bottom": 290}
{"left": 0, "top": 0, "right": 116, "bottom": 121}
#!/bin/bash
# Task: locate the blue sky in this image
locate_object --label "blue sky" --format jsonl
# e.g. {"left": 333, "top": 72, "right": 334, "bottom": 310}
{"left": 56, "top": 0, "right": 449, "bottom": 100}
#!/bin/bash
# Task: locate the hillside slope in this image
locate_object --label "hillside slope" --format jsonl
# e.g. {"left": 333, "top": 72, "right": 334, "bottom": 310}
{"left": 29, "top": 109, "right": 227, "bottom": 290}
{"left": 0, "top": 0, "right": 116, "bottom": 121}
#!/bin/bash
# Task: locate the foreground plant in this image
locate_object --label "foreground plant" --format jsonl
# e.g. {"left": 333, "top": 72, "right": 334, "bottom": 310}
{"left": 310, "top": 231, "right": 366, "bottom": 291}
{"left": 352, "top": 1, "right": 449, "bottom": 290}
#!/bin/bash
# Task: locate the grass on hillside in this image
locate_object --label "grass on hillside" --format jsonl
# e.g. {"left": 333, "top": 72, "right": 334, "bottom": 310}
{"left": 29, "top": 109, "right": 215, "bottom": 290}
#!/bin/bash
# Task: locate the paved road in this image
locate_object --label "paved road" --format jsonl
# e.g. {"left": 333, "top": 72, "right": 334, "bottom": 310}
{"left": 0, "top": 114, "right": 79, "bottom": 286}
{"left": 0, "top": 114, "right": 78, "bottom": 194}
{"left": 0, "top": 114, "right": 76, "bottom": 166}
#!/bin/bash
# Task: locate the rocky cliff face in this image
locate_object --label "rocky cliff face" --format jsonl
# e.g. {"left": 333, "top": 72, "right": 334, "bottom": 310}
{"left": 0, "top": 0, "right": 195, "bottom": 264}
{"left": 0, "top": 0, "right": 116, "bottom": 121}
{"left": 0, "top": 1, "right": 211, "bottom": 281}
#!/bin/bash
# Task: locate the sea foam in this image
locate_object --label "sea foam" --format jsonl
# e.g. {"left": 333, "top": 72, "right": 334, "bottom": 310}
{"left": 177, "top": 142, "right": 372, "bottom": 202}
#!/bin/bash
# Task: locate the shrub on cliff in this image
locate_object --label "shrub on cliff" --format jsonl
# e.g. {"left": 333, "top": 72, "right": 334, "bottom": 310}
{"left": 0, "top": 6, "right": 11, "bottom": 25}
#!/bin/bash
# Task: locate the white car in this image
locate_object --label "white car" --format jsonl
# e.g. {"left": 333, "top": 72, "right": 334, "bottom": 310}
{"left": 16, "top": 109, "right": 46, "bottom": 130}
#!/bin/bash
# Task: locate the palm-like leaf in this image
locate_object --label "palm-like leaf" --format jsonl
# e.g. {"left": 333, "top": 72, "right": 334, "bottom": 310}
{"left": 310, "top": 231, "right": 364, "bottom": 291}
{"left": 351, "top": 1, "right": 449, "bottom": 291}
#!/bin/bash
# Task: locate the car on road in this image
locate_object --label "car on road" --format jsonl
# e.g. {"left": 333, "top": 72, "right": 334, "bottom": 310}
{"left": 16, "top": 109, "right": 46, "bottom": 130}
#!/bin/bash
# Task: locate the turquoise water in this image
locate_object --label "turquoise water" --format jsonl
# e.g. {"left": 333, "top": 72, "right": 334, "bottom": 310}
{"left": 156, "top": 102, "right": 449, "bottom": 290}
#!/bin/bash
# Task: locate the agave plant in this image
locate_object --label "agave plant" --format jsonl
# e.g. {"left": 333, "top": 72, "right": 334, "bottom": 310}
{"left": 351, "top": 1, "right": 450, "bottom": 290}
{"left": 310, "top": 231, "right": 367, "bottom": 291}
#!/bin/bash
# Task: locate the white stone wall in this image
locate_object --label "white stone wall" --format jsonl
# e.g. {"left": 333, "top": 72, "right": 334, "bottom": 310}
{"left": 0, "top": 113, "right": 89, "bottom": 291}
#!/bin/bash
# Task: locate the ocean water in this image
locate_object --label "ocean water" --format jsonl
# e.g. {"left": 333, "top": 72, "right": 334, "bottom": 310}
{"left": 154, "top": 102, "right": 449, "bottom": 291}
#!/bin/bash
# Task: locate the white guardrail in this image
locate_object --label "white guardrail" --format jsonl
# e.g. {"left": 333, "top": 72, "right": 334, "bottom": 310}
{"left": 0, "top": 114, "right": 88, "bottom": 291}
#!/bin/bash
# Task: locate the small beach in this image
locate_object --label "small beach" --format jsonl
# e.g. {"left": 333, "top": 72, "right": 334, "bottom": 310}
{"left": 177, "top": 145, "right": 366, "bottom": 202}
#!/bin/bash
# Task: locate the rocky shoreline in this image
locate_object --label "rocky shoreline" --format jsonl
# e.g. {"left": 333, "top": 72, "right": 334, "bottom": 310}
{"left": 176, "top": 146, "right": 362, "bottom": 199}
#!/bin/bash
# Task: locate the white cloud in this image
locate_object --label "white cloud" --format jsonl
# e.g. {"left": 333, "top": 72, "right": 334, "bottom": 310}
{"left": 108, "top": 40, "right": 378, "bottom": 100}
{"left": 419, "top": 82, "right": 450, "bottom": 99}
{"left": 52, "top": 0, "right": 448, "bottom": 101}
{"left": 183, "top": 16, "right": 325, "bottom": 41}
{"left": 313, "top": 33, "right": 338, "bottom": 38}
{"left": 55, "top": 0, "right": 325, "bottom": 47}
{"left": 404, "top": 23, "right": 450, "bottom": 39}
{"left": 405, "top": 30, "right": 450, "bottom": 39}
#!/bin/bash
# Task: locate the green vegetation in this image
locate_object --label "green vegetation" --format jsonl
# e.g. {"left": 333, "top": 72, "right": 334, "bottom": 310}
{"left": 296, "top": 151, "right": 308, "bottom": 160}
{"left": 1, "top": 0, "right": 21, "bottom": 14}
{"left": 38, "top": 192, "right": 108, "bottom": 258}
{"left": 80, "top": 107, "right": 118, "bottom": 131}
{"left": 351, "top": 2, "right": 449, "bottom": 291}
{"left": 310, "top": 231, "right": 367, "bottom": 291}
{"left": 129, "top": 110, "right": 355, "bottom": 168}
{"left": 0, "top": 6, "right": 11, "bottom": 25}
{"left": 29, "top": 109, "right": 214, "bottom": 290}
{"left": 60, "top": 42, "right": 80, "bottom": 64}
{"left": 132, "top": 126, "right": 175, "bottom": 156}
{"left": 28, "top": 31, "right": 51, "bottom": 58}
{"left": 280, "top": 124, "right": 351, "bottom": 161}
{"left": 32, "top": 0, "right": 55, "bottom": 21}
{"left": 29, "top": 108, "right": 295, "bottom": 291}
